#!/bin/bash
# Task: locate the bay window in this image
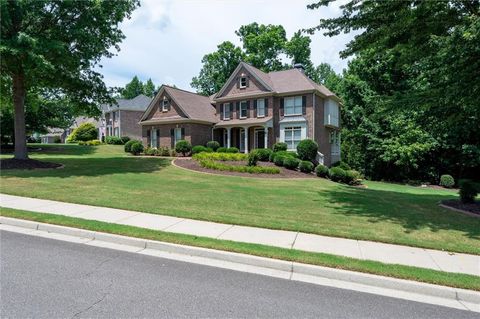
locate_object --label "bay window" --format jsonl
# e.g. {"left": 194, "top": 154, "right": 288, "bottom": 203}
{"left": 284, "top": 126, "right": 302, "bottom": 150}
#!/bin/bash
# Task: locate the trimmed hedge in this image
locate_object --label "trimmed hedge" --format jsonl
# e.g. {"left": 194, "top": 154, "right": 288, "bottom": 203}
{"left": 283, "top": 157, "right": 300, "bottom": 170}
{"left": 198, "top": 159, "right": 280, "bottom": 174}
{"left": 274, "top": 154, "right": 286, "bottom": 166}
{"left": 124, "top": 140, "right": 137, "bottom": 153}
{"left": 270, "top": 150, "right": 297, "bottom": 162}
{"left": 329, "top": 167, "right": 346, "bottom": 182}
{"left": 459, "top": 179, "right": 479, "bottom": 203}
{"left": 120, "top": 136, "right": 130, "bottom": 144}
{"left": 297, "top": 139, "right": 318, "bottom": 162}
{"left": 175, "top": 140, "right": 192, "bottom": 156}
{"left": 130, "top": 142, "right": 144, "bottom": 155}
{"left": 254, "top": 148, "right": 273, "bottom": 161}
{"left": 315, "top": 164, "right": 329, "bottom": 178}
{"left": 332, "top": 161, "right": 351, "bottom": 171}
{"left": 299, "top": 161, "right": 314, "bottom": 173}
{"left": 192, "top": 145, "right": 212, "bottom": 154}
{"left": 226, "top": 147, "right": 239, "bottom": 153}
{"left": 440, "top": 174, "right": 455, "bottom": 188}
{"left": 206, "top": 141, "right": 220, "bottom": 151}
{"left": 193, "top": 152, "right": 247, "bottom": 161}
{"left": 273, "top": 142, "right": 288, "bottom": 152}
{"left": 105, "top": 136, "right": 124, "bottom": 145}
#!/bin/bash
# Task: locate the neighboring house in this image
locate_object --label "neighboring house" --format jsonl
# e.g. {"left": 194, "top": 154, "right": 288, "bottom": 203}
{"left": 140, "top": 62, "right": 341, "bottom": 165}
{"left": 39, "top": 117, "right": 99, "bottom": 144}
{"left": 100, "top": 94, "right": 152, "bottom": 141}
{"left": 39, "top": 128, "right": 63, "bottom": 144}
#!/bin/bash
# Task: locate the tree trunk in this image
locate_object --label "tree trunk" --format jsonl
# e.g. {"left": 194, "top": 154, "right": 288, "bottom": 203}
{"left": 12, "top": 72, "right": 28, "bottom": 160}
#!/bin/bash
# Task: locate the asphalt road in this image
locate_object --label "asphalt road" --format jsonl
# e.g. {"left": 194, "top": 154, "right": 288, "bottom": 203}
{"left": 1, "top": 230, "right": 476, "bottom": 319}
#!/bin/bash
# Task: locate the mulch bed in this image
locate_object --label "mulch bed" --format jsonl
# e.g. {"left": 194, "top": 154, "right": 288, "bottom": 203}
{"left": 0, "top": 158, "right": 63, "bottom": 170}
{"left": 441, "top": 199, "right": 480, "bottom": 216}
{"left": 174, "top": 158, "right": 316, "bottom": 179}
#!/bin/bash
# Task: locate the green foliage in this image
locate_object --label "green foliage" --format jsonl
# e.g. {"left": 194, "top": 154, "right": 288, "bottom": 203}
{"left": 121, "top": 76, "right": 144, "bottom": 99}
{"left": 274, "top": 154, "right": 286, "bottom": 167}
{"left": 315, "top": 164, "right": 329, "bottom": 178}
{"left": 198, "top": 159, "right": 280, "bottom": 174}
{"left": 254, "top": 148, "right": 273, "bottom": 161}
{"left": 175, "top": 140, "right": 192, "bottom": 156}
{"left": 440, "top": 175, "right": 455, "bottom": 188}
{"left": 53, "top": 136, "right": 62, "bottom": 144}
{"left": 247, "top": 151, "right": 259, "bottom": 167}
{"left": 105, "top": 136, "right": 123, "bottom": 145}
{"left": 120, "top": 136, "right": 130, "bottom": 144}
{"left": 193, "top": 152, "right": 247, "bottom": 162}
{"left": 86, "top": 140, "right": 102, "bottom": 146}
{"left": 332, "top": 161, "right": 351, "bottom": 171}
{"left": 296, "top": 139, "right": 318, "bottom": 162}
{"left": 273, "top": 142, "right": 288, "bottom": 152}
{"left": 143, "top": 79, "right": 156, "bottom": 97}
{"left": 129, "top": 141, "right": 144, "bottom": 156}
{"left": 69, "top": 123, "right": 97, "bottom": 142}
{"left": 217, "top": 147, "right": 227, "bottom": 153}
{"left": 226, "top": 147, "right": 239, "bottom": 153}
{"left": 192, "top": 145, "right": 213, "bottom": 154}
{"left": 299, "top": 161, "right": 314, "bottom": 173}
{"left": 124, "top": 140, "right": 138, "bottom": 153}
{"left": 344, "top": 170, "right": 362, "bottom": 186}
{"left": 206, "top": 141, "right": 220, "bottom": 151}
{"left": 459, "top": 180, "right": 479, "bottom": 204}
{"left": 283, "top": 157, "right": 300, "bottom": 170}
{"left": 329, "top": 167, "right": 346, "bottom": 183}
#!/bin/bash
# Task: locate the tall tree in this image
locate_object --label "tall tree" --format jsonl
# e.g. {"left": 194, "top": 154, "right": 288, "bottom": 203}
{"left": 284, "top": 31, "right": 314, "bottom": 75}
{"left": 143, "top": 78, "right": 156, "bottom": 97}
{"left": 1, "top": 0, "right": 138, "bottom": 159}
{"left": 121, "top": 75, "right": 144, "bottom": 99}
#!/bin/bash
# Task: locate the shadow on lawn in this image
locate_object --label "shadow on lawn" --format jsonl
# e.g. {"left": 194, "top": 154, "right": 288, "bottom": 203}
{"left": 318, "top": 186, "right": 480, "bottom": 240}
{"left": 0, "top": 156, "right": 170, "bottom": 178}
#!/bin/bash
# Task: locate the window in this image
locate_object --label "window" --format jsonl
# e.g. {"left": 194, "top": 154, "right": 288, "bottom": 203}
{"left": 256, "top": 99, "right": 265, "bottom": 117}
{"left": 162, "top": 97, "right": 169, "bottom": 112}
{"left": 240, "top": 101, "right": 248, "bottom": 118}
{"left": 223, "top": 103, "right": 230, "bottom": 120}
{"left": 284, "top": 126, "right": 302, "bottom": 150}
{"left": 112, "top": 111, "right": 116, "bottom": 122}
{"left": 240, "top": 128, "right": 246, "bottom": 152}
{"left": 239, "top": 76, "right": 247, "bottom": 88}
{"left": 174, "top": 127, "right": 182, "bottom": 144}
{"left": 330, "top": 131, "right": 341, "bottom": 155}
{"left": 284, "top": 96, "right": 302, "bottom": 115}
{"left": 324, "top": 99, "right": 339, "bottom": 126}
{"left": 114, "top": 127, "right": 119, "bottom": 137}
{"left": 151, "top": 129, "right": 158, "bottom": 148}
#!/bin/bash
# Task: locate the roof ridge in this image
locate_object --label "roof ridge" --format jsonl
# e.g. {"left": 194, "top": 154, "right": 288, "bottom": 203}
{"left": 164, "top": 85, "right": 209, "bottom": 98}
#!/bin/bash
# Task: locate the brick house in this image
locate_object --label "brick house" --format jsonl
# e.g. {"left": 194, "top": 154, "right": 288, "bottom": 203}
{"left": 140, "top": 62, "right": 341, "bottom": 165}
{"left": 100, "top": 94, "right": 152, "bottom": 141}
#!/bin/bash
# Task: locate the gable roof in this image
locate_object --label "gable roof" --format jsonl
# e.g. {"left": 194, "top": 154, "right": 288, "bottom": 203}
{"left": 140, "top": 85, "right": 217, "bottom": 123}
{"left": 102, "top": 94, "right": 152, "bottom": 112}
{"left": 216, "top": 62, "right": 274, "bottom": 98}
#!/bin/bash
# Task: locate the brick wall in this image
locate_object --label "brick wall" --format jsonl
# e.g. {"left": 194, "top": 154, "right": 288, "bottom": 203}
{"left": 219, "top": 66, "right": 269, "bottom": 97}
{"left": 144, "top": 91, "right": 188, "bottom": 120}
{"left": 141, "top": 123, "right": 213, "bottom": 148}
{"left": 120, "top": 110, "right": 144, "bottom": 141}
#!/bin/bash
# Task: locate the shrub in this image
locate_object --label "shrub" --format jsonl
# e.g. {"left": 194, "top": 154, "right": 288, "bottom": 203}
{"left": 440, "top": 174, "right": 455, "bottom": 188}
{"left": 124, "top": 140, "right": 137, "bottom": 153}
{"left": 299, "top": 161, "right": 314, "bottom": 173}
{"left": 329, "top": 167, "right": 346, "bottom": 183}
{"left": 206, "top": 141, "right": 220, "bottom": 151}
{"left": 344, "top": 170, "right": 362, "bottom": 185}
{"left": 86, "top": 139, "right": 102, "bottom": 146}
{"left": 121, "top": 136, "right": 131, "bottom": 144}
{"left": 459, "top": 179, "right": 479, "bottom": 204}
{"left": 159, "top": 147, "right": 171, "bottom": 156}
{"left": 332, "top": 161, "right": 351, "bottom": 171}
{"left": 296, "top": 139, "right": 318, "bottom": 162}
{"left": 130, "top": 141, "right": 144, "bottom": 155}
{"left": 217, "top": 147, "right": 227, "bottom": 153}
{"left": 192, "top": 152, "right": 247, "bottom": 161}
{"left": 175, "top": 140, "right": 192, "bottom": 156}
{"left": 254, "top": 148, "right": 273, "bottom": 161}
{"left": 192, "top": 145, "right": 209, "bottom": 154}
{"left": 197, "top": 159, "right": 280, "bottom": 174}
{"left": 315, "top": 164, "right": 329, "bottom": 178}
{"left": 54, "top": 136, "right": 62, "bottom": 143}
{"left": 247, "top": 151, "right": 259, "bottom": 166}
{"left": 169, "top": 149, "right": 177, "bottom": 157}
{"left": 105, "top": 136, "right": 124, "bottom": 145}
{"left": 143, "top": 146, "right": 154, "bottom": 156}
{"left": 283, "top": 157, "right": 300, "bottom": 170}
{"left": 226, "top": 147, "right": 239, "bottom": 153}
{"left": 273, "top": 142, "right": 287, "bottom": 152}
{"left": 70, "top": 123, "right": 97, "bottom": 142}
{"left": 78, "top": 141, "right": 86, "bottom": 145}
{"left": 274, "top": 154, "right": 286, "bottom": 166}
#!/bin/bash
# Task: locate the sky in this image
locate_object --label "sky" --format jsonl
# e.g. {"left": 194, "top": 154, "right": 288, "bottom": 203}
{"left": 98, "top": 0, "right": 354, "bottom": 92}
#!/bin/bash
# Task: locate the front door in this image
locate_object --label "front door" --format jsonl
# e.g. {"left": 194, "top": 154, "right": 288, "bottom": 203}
{"left": 255, "top": 129, "right": 265, "bottom": 148}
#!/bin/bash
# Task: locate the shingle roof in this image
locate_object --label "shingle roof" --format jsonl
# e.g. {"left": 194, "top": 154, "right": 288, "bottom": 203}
{"left": 102, "top": 94, "right": 152, "bottom": 112}
{"left": 164, "top": 86, "right": 217, "bottom": 123}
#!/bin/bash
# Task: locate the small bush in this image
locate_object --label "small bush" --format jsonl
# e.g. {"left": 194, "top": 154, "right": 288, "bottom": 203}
{"left": 175, "top": 140, "right": 192, "bottom": 156}
{"left": 283, "top": 157, "right": 300, "bottom": 170}
{"left": 329, "top": 167, "right": 346, "bottom": 183}
{"left": 273, "top": 142, "right": 287, "bottom": 152}
{"left": 332, "top": 161, "right": 351, "bottom": 171}
{"left": 124, "top": 140, "right": 137, "bottom": 153}
{"left": 159, "top": 147, "right": 171, "bottom": 156}
{"left": 86, "top": 139, "right": 102, "bottom": 146}
{"left": 297, "top": 139, "right": 318, "bottom": 162}
{"left": 247, "top": 151, "right": 259, "bottom": 166}
{"left": 226, "top": 147, "right": 239, "bottom": 153}
{"left": 315, "top": 164, "right": 329, "bottom": 178}
{"left": 299, "top": 161, "right": 314, "bottom": 173}
{"left": 254, "top": 149, "right": 273, "bottom": 161}
{"left": 169, "top": 149, "right": 177, "bottom": 157}
{"left": 143, "top": 146, "right": 154, "bottom": 156}
{"left": 344, "top": 170, "right": 362, "bottom": 185}
{"left": 459, "top": 179, "right": 479, "bottom": 204}
{"left": 192, "top": 145, "right": 209, "bottom": 154}
{"left": 120, "top": 136, "right": 131, "bottom": 144}
{"left": 274, "top": 154, "right": 286, "bottom": 166}
{"left": 130, "top": 141, "right": 144, "bottom": 155}
{"left": 78, "top": 141, "right": 86, "bottom": 145}
{"left": 217, "top": 147, "right": 227, "bottom": 153}
{"left": 206, "top": 141, "right": 220, "bottom": 151}
{"left": 70, "top": 123, "right": 98, "bottom": 142}
{"left": 440, "top": 174, "right": 455, "bottom": 188}
{"left": 105, "top": 136, "right": 124, "bottom": 145}
{"left": 54, "top": 136, "right": 62, "bottom": 144}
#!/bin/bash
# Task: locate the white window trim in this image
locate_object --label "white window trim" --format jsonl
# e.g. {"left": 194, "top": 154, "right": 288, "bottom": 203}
{"left": 256, "top": 99, "right": 265, "bottom": 118}
{"left": 284, "top": 96, "right": 303, "bottom": 116}
{"left": 279, "top": 122, "right": 307, "bottom": 151}
{"left": 240, "top": 101, "right": 248, "bottom": 119}
{"left": 162, "top": 97, "right": 168, "bottom": 112}
{"left": 223, "top": 103, "right": 231, "bottom": 120}
{"left": 151, "top": 128, "right": 158, "bottom": 148}
{"left": 239, "top": 128, "right": 246, "bottom": 152}
{"left": 174, "top": 127, "right": 182, "bottom": 145}
{"left": 239, "top": 77, "right": 247, "bottom": 89}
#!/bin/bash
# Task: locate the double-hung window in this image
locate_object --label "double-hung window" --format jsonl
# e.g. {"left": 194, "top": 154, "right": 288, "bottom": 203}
{"left": 284, "top": 96, "right": 302, "bottom": 116}
{"left": 223, "top": 103, "right": 230, "bottom": 120}
{"left": 256, "top": 99, "right": 265, "bottom": 117}
{"left": 151, "top": 129, "right": 158, "bottom": 148}
{"left": 174, "top": 127, "right": 182, "bottom": 144}
{"left": 240, "top": 101, "right": 248, "bottom": 118}
{"left": 162, "top": 97, "right": 169, "bottom": 112}
{"left": 284, "top": 126, "right": 302, "bottom": 150}
{"left": 239, "top": 76, "right": 247, "bottom": 88}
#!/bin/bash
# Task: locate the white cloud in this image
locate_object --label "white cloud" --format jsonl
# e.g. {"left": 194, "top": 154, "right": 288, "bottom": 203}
{"left": 99, "top": 0, "right": 355, "bottom": 92}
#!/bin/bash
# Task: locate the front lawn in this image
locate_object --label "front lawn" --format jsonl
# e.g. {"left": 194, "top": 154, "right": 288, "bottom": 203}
{"left": 1, "top": 144, "right": 479, "bottom": 254}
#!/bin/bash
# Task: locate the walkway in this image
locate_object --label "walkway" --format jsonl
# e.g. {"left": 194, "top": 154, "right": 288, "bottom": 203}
{"left": 1, "top": 193, "right": 478, "bottom": 276}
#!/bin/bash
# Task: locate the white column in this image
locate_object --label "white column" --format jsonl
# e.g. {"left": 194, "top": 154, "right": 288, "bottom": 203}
{"left": 227, "top": 128, "right": 231, "bottom": 148}
{"left": 244, "top": 127, "right": 248, "bottom": 153}
{"left": 264, "top": 126, "right": 268, "bottom": 149}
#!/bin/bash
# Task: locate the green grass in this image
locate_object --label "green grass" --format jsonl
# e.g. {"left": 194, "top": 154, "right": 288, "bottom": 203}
{"left": 1, "top": 144, "right": 479, "bottom": 254}
{"left": 1, "top": 207, "right": 478, "bottom": 291}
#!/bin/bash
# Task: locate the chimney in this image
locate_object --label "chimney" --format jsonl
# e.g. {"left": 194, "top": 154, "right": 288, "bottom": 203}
{"left": 293, "top": 63, "right": 305, "bottom": 73}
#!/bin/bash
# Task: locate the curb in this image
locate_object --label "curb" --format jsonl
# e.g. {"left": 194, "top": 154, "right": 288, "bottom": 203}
{"left": 1, "top": 216, "right": 479, "bottom": 309}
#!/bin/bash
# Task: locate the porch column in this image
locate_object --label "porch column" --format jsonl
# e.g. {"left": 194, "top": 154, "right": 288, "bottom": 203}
{"left": 227, "top": 127, "right": 231, "bottom": 148}
{"left": 264, "top": 126, "right": 268, "bottom": 149}
{"left": 244, "top": 127, "right": 248, "bottom": 153}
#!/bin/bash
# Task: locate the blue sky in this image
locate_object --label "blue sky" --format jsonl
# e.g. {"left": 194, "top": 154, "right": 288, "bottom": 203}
{"left": 98, "top": 0, "right": 354, "bottom": 92}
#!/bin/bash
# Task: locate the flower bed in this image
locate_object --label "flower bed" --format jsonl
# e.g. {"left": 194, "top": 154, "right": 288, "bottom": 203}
{"left": 192, "top": 152, "right": 280, "bottom": 174}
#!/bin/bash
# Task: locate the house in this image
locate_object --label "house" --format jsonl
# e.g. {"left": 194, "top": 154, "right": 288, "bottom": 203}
{"left": 139, "top": 62, "right": 341, "bottom": 165}
{"left": 100, "top": 94, "right": 152, "bottom": 141}
{"left": 39, "top": 116, "right": 99, "bottom": 144}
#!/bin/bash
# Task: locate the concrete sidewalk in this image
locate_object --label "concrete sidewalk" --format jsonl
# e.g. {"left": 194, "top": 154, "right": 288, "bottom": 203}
{"left": 1, "top": 193, "right": 478, "bottom": 276}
